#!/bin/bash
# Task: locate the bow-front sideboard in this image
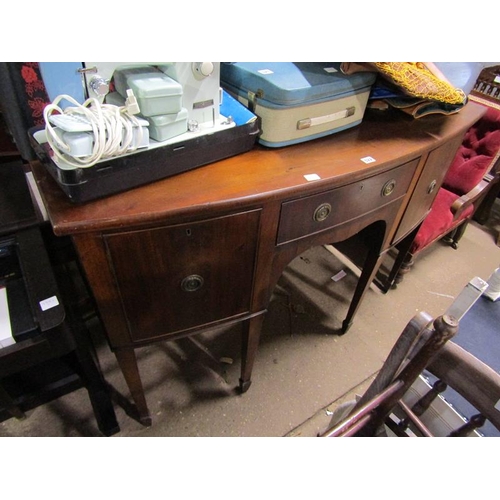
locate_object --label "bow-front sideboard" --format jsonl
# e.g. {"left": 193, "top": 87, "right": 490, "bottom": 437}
{"left": 30, "top": 102, "right": 485, "bottom": 425}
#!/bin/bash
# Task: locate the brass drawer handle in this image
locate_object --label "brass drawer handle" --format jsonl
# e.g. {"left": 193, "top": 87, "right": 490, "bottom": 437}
{"left": 181, "top": 274, "right": 204, "bottom": 292}
{"left": 428, "top": 180, "right": 437, "bottom": 194}
{"left": 313, "top": 203, "right": 332, "bottom": 222}
{"left": 382, "top": 179, "right": 396, "bottom": 197}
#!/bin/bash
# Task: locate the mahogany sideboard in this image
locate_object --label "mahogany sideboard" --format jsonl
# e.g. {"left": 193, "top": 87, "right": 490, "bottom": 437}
{"left": 29, "top": 102, "right": 485, "bottom": 426}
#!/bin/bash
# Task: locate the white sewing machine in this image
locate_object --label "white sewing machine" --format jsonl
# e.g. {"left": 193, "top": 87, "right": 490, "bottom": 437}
{"left": 39, "top": 62, "right": 222, "bottom": 131}
{"left": 84, "top": 62, "right": 221, "bottom": 129}
{"left": 31, "top": 62, "right": 259, "bottom": 203}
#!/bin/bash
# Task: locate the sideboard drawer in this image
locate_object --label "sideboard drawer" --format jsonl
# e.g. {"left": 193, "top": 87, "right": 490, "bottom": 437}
{"left": 103, "top": 210, "right": 260, "bottom": 343}
{"left": 277, "top": 159, "right": 419, "bottom": 245}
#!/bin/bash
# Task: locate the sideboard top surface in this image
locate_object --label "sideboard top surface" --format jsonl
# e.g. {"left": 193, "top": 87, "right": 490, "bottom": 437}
{"left": 30, "top": 102, "right": 486, "bottom": 235}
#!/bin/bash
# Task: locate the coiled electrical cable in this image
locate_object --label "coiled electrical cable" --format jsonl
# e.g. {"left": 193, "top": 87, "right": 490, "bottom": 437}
{"left": 43, "top": 92, "right": 144, "bottom": 168}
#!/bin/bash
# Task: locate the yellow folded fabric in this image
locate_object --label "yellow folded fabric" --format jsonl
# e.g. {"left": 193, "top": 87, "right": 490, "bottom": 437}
{"left": 373, "top": 62, "right": 467, "bottom": 105}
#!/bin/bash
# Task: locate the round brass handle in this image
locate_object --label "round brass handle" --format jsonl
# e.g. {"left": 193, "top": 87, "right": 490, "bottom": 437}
{"left": 382, "top": 179, "right": 396, "bottom": 197}
{"left": 181, "top": 274, "right": 204, "bottom": 292}
{"left": 428, "top": 180, "right": 437, "bottom": 194}
{"left": 313, "top": 203, "right": 332, "bottom": 222}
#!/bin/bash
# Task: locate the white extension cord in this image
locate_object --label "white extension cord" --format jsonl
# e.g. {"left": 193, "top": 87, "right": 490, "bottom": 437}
{"left": 43, "top": 90, "right": 145, "bottom": 168}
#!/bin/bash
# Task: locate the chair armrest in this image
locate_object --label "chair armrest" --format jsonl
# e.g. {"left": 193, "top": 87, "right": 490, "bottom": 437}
{"left": 426, "top": 341, "right": 500, "bottom": 431}
{"left": 450, "top": 176, "right": 495, "bottom": 220}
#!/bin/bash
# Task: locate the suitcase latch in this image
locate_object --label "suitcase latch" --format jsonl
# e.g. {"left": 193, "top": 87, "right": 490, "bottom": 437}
{"left": 247, "top": 89, "right": 264, "bottom": 112}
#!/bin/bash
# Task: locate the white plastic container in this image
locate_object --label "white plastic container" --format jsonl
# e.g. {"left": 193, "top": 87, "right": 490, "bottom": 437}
{"left": 146, "top": 109, "right": 188, "bottom": 142}
{"left": 113, "top": 66, "right": 183, "bottom": 117}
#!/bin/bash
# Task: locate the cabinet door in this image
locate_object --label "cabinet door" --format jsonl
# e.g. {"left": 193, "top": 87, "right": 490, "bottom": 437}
{"left": 391, "top": 136, "right": 464, "bottom": 244}
{"left": 103, "top": 210, "right": 260, "bottom": 343}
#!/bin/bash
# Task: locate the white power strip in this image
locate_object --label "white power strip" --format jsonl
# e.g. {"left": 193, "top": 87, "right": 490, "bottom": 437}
{"left": 52, "top": 122, "right": 150, "bottom": 158}
{"left": 48, "top": 113, "right": 94, "bottom": 132}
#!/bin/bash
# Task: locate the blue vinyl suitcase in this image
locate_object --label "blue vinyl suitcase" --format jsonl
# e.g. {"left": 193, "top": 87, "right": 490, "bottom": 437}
{"left": 221, "top": 62, "right": 377, "bottom": 147}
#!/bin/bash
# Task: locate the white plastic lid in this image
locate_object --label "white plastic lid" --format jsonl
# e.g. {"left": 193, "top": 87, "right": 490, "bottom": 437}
{"left": 128, "top": 73, "right": 183, "bottom": 99}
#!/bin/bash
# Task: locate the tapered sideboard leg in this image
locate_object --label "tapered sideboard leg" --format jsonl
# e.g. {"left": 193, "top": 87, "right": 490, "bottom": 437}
{"left": 239, "top": 314, "right": 266, "bottom": 393}
{"left": 114, "top": 348, "right": 152, "bottom": 426}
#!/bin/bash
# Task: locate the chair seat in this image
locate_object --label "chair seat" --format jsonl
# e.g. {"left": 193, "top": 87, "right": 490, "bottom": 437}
{"left": 411, "top": 188, "right": 474, "bottom": 253}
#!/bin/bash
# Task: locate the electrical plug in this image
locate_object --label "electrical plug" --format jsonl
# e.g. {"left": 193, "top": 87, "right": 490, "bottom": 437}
{"left": 125, "top": 89, "right": 141, "bottom": 115}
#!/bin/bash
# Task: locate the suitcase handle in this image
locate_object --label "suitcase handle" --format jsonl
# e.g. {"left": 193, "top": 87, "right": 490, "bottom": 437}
{"left": 297, "top": 106, "right": 355, "bottom": 130}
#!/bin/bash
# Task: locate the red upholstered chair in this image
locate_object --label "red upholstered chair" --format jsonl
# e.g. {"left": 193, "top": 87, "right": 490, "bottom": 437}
{"left": 388, "top": 105, "right": 500, "bottom": 288}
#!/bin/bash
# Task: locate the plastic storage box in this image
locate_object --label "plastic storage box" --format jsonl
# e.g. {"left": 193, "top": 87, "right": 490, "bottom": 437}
{"left": 146, "top": 109, "right": 189, "bottom": 142}
{"left": 113, "top": 66, "right": 183, "bottom": 117}
{"left": 106, "top": 91, "right": 188, "bottom": 142}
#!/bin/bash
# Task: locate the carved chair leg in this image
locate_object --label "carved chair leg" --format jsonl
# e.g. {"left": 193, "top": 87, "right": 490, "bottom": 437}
{"left": 385, "top": 225, "right": 420, "bottom": 292}
{"left": 442, "top": 221, "right": 469, "bottom": 250}
{"left": 441, "top": 230, "right": 455, "bottom": 246}
{"left": 393, "top": 252, "right": 415, "bottom": 289}
{"left": 451, "top": 220, "right": 469, "bottom": 249}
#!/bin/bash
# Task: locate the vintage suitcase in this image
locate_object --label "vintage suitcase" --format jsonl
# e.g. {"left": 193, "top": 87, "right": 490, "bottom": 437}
{"left": 220, "top": 62, "right": 377, "bottom": 147}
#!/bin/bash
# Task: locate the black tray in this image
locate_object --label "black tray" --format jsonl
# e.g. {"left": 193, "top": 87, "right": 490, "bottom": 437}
{"left": 29, "top": 120, "right": 260, "bottom": 203}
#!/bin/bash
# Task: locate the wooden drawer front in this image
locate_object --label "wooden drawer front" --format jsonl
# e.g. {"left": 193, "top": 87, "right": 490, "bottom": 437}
{"left": 103, "top": 210, "right": 260, "bottom": 343}
{"left": 277, "top": 159, "right": 419, "bottom": 245}
{"left": 392, "top": 136, "right": 464, "bottom": 244}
